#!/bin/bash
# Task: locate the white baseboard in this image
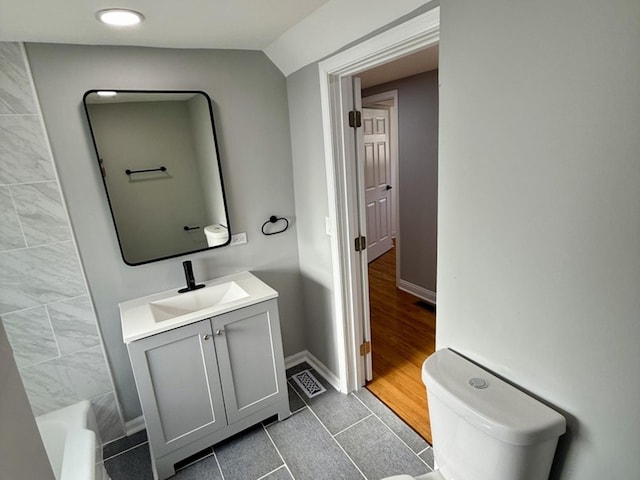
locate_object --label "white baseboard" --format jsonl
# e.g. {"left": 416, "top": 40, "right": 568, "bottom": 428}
{"left": 398, "top": 279, "right": 436, "bottom": 305}
{"left": 284, "top": 350, "right": 342, "bottom": 393}
{"left": 124, "top": 415, "right": 146, "bottom": 436}
{"left": 284, "top": 350, "right": 308, "bottom": 370}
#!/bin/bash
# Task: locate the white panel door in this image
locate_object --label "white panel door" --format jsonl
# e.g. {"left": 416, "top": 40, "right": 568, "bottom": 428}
{"left": 363, "top": 108, "right": 393, "bottom": 262}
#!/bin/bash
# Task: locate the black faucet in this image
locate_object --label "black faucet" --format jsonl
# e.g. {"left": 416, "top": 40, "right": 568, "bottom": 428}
{"left": 178, "top": 260, "right": 205, "bottom": 293}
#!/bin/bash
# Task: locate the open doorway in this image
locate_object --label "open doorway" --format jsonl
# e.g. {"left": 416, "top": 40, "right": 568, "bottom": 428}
{"left": 316, "top": 4, "right": 439, "bottom": 439}
{"left": 357, "top": 47, "right": 439, "bottom": 442}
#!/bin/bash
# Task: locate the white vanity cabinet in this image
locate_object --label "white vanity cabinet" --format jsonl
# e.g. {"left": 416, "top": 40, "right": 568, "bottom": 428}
{"left": 127, "top": 298, "right": 290, "bottom": 480}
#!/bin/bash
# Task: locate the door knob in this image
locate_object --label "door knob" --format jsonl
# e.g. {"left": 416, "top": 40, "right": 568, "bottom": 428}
{"left": 215, "top": 329, "right": 224, "bottom": 336}
{"left": 203, "top": 334, "right": 211, "bottom": 340}
{"left": 385, "top": 184, "right": 392, "bottom": 190}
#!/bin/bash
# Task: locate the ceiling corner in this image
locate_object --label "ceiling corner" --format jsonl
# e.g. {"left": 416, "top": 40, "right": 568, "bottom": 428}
{"left": 263, "top": 0, "right": 436, "bottom": 77}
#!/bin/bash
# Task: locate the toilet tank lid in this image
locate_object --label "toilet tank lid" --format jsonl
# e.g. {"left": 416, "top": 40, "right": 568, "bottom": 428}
{"left": 423, "top": 349, "right": 566, "bottom": 446}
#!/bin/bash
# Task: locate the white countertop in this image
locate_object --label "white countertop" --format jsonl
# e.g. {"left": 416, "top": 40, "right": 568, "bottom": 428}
{"left": 120, "top": 271, "right": 278, "bottom": 343}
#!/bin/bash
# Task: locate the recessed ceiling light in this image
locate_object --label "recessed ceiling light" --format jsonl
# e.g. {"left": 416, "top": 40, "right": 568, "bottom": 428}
{"left": 97, "top": 9, "right": 144, "bottom": 27}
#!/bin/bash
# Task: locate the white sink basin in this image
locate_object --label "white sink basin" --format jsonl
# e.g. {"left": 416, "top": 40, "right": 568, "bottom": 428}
{"left": 120, "top": 271, "right": 278, "bottom": 343}
{"left": 149, "top": 281, "right": 249, "bottom": 322}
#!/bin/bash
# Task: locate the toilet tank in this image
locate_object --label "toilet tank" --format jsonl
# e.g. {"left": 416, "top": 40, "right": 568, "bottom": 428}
{"left": 422, "top": 349, "right": 565, "bottom": 480}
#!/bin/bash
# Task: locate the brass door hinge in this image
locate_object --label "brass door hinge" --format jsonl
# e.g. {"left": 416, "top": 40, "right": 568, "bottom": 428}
{"left": 348, "top": 110, "right": 362, "bottom": 128}
{"left": 359, "top": 341, "right": 371, "bottom": 356}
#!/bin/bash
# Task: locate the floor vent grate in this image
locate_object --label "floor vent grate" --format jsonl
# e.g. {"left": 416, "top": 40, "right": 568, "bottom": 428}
{"left": 291, "top": 369, "right": 326, "bottom": 398}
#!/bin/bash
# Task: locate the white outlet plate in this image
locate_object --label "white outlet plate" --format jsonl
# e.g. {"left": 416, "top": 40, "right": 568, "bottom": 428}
{"left": 230, "top": 232, "right": 247, "bottom": 246}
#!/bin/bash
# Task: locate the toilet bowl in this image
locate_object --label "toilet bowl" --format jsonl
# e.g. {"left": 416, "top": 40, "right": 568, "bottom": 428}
{"left": 383, "top": 349, "right": 566, "bottom": 480}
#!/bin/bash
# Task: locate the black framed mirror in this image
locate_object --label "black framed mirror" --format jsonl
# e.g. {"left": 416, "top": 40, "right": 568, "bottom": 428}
{"left": 83, "top": 90, "right": 231, "bottom": 265}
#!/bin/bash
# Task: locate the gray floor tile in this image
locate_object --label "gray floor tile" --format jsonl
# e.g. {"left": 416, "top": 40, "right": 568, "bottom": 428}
{"left": 290, "top": 369, "right": 370, "bottom": 435}
{"left": 336, "top": 416, "right": 430, "bottom": 480}
{"left": 103, "top": 429, "right": 148, "bottom": 459}
{"left": 355, "top": 388, "right": 429, "bottom": 453}
{"left": 267, "top": 408, "right": 364, "bottom": 480}
{"left": 104, "top": 443, "right": 153, "bottom": 480}
{"left": 214, "top": 425, "right": 282, "bottom": 480}
{"left": 419, "top": 447, "right": 434, "bottom": 469}
{"left": 173, "top": 454, "right": 222, "bottom": 480}
{"left": 287, "top": 381, "right": 307, "bottom": 413}
{"left": 101, "top": 365, "right": 432, "bottom": 480}
{"left": 262, "top": 466, "right": 294, "bottom": 480}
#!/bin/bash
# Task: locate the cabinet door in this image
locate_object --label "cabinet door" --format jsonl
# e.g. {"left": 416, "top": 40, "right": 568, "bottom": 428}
{"left": 127, "top": 320, "right": 227, "bottom": 457}
{"left": 213, "top": 300, "right": 287, "bottom": 424}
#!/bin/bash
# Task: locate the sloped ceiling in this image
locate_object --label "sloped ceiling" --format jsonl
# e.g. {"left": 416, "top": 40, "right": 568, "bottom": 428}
{"left": 0, "top": 0, "right": 435, "bottom": 76}
{"left": 0, "top": 0, "right": 330, "bottom": 50}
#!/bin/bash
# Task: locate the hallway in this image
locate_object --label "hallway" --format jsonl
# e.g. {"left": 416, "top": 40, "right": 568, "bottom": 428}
{"left": 366, "top": 245, "right": 436, "bottom": 444}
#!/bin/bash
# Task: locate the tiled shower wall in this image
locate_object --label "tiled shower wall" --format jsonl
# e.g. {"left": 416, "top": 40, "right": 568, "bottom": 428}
{"left": 0, "top": 42, "right": 125, "bottom": 443}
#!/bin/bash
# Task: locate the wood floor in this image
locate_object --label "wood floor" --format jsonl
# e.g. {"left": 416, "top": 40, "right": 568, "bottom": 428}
{"left": 366, "top": 245, "right": 436, "bottom": 444}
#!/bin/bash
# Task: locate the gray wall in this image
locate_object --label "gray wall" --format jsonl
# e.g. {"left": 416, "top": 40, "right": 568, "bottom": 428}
{"left": 0, "top": 42, "right": 123, "bottom": 443}
{"left": 437, "top": 1, "right": 640, "bottom": 478}
{"left": 26, "top": 44, "right": 305, "bottom": 421}
{"left": 286, "top": 63, "right": 339, "bottom": 374}
{"left": 364, "top": 70, "right": 438, "bottom": 294}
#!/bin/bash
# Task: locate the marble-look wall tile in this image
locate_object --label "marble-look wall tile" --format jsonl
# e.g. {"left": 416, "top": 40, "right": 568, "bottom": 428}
{"left": 56, "top": 345, "right": 113, "bottom": 399}
{"left": 11, "top": 181, "right": 70, "bottom": 246}
{"left": 0, "top": 241, "right": 86, "bottom": 314}
{"left": 0, "top": 115, "right": 53, "bottom": 185}
{"left": 48, "top": 295, "right": 100, "bottom": 354}
{"left": 20, "top": 360, "right": 79, "bottom": 415}
{"left": 0, "top": 42, "right": 36, "bottom": 115}
{"left": 91, "top": 392, "right": 125, "bottom": 443}
{"left": 0, "top": 186, "right": 25, "bottom": 250}
{"left": 21, "top": 345, "right": 113, "bottom": 416}
{"left": 0, "top": 42, "right": 121, "bottom": 443}
{"left": 0, "top": 306, "right": 58, "bottom": 367}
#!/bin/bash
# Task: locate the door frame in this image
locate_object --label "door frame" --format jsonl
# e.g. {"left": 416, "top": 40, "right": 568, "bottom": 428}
{"left": 318, "top": 7, "right": 440, "bottom": 392}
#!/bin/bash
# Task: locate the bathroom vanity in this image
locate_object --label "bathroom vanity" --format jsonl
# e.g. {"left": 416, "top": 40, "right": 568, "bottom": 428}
{"left": 120, "top": 272, "right": 290, "bottom": 480}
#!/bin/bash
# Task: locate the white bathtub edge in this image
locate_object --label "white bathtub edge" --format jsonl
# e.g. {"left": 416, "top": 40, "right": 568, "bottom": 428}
{"left": 60, "top": 428, "right": 95, "bottom": 480}
{"left": 36, "top": 401, "right": 102, "bottom": 480}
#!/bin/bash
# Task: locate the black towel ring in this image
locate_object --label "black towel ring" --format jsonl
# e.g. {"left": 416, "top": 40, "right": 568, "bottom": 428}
{"left": 261, "top": 215, "right": 289, "bottom": 236}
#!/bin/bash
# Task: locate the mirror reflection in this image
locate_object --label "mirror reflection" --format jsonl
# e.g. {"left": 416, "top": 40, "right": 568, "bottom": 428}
{"left": 83, "top": 90, "right": 230, "bottom": 265}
